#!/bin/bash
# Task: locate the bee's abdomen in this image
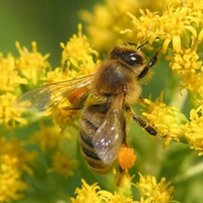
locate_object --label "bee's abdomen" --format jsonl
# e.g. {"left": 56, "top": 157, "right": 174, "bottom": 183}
{"left": 80, "top": 103, "right": 111, "bottom": 173}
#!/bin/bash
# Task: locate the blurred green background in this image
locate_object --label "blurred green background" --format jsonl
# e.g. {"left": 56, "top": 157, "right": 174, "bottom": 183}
{"left": 0, "top": 0, "right": 99, "bottom": 66}
{"left": 1, "top": 1, "right": 203, "bottom": 203}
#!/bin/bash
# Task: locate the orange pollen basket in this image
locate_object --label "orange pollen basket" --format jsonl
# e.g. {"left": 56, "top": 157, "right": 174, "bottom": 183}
{"left": 118, "top": 145, "right": 137, "bottom": 170}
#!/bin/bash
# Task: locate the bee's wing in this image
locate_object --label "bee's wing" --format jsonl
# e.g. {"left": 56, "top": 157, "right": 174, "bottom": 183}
{"left": 14, "top": 74, "right": 94, "bottom": 112}
{"left": 92, "top": 97, "right": 125, "bottom": 165}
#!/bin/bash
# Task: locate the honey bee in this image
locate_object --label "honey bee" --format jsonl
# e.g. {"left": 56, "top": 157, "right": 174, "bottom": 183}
{"left": 15, "top": 43, "right": 159, "bottom": 173}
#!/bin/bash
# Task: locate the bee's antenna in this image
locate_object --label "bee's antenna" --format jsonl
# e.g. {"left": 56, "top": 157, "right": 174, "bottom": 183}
{"left": 137, "top": 41, "right": 149, "bottom": 49}
{"left": 123, "top": 42, "right": 136, "bottom": 47}
{"left": 123, "top": 41, "right": 149, "bottom": 49}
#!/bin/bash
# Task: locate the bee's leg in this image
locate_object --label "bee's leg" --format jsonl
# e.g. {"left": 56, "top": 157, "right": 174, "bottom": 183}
{"left": 125, "top": 106, "right": 157, "bottom": 136}
{"left": 137, "top": 49, "right": 160, "bottom": 80}
{"left": 132, "top": 114, "right": 157, "bottom": 136}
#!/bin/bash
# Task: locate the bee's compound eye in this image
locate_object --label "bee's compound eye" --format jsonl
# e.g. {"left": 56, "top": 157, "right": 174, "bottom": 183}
{"left": 129, "top": 54, "right": 138, "bottom": 63}
{"left": 123, "top": 52, "right": 143, "bottom": 66}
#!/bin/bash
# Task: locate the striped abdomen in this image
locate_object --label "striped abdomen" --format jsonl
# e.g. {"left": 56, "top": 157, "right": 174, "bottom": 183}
{"left": 80, "top": 103, "right": 112, "bottom": 173}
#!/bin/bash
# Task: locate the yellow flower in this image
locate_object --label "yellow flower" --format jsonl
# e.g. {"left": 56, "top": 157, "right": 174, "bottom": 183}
{"left": 169, "top": 46, "right": 203, "bottom": 96}
{"left": 0, "top": 53, "right": 27, "bottom": 93}
{"left": 43, "top": 26, "right": 99, "bottom": 126}
{"left": 116, "top": 172, "right": 134, "bottom": 199}
{"left": 81, "top": 0, "right": 141, "bottom": 50}
{"left": 0, "top": 138, "right": 36, "bottom": 202}
{"left": 15, "top": 41, "right": 50, "bottom": 87}
{"left": 53, "top": 107, "right": 80, "bottom": 130}
{"left": 170, "top": 48, "right": 201, "bottom": 74}
{"left": 142, "top": 96, "right": 187, "bottom": 145}
{"left": 184, "top": 105, "right": 203, "bottom": 156}
{"left": 126, "top": 4, "right": 200, "bottom": 53}
{"left": 60, "top": 24, "right": 99, "bottom": 78}
{"left": 51, "top": 151, "right": 78, "bottom": 178}
{"left": 135, "top": 173, "right": 174, "bottom": 203}
{"left": 71, "top": 179, "right": 111, "bottom": 203}
{"left": 0, "top": 93, "right": 27, "bottom": 128}
{"left": 71, "top": 175, "right": 174, "bottom": 203}
{"left": 0, "top": 154, "right": 27, "bottom": 203}
{"left": 44, "top": 24, "right": 99, "bottom": 84}
{"left": 32, "top": 124, "right": 61, "bottom": 152}
{"left": 82, "top": 0, "right": 203, "bottom": 52}
{"left": 109, "top": 192, "right": 135, "bottom": 203}
{"left": 71, "top": 179, "right": 136, "bottom": 203}
{"left": 44, "top": 66, "right": 69, "bottom": 83}
{"left": 0, "top": 138, "right": 36, "bottom": 175}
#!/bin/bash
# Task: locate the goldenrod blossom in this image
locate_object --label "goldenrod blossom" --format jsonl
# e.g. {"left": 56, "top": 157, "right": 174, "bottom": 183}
{"left": 60, "top": 24, "right": 99, "bottom": 79}
{"left": 71, "top": 179, "right": 112, "bottom": 203}
{"left": 0, "top": 138, "right": 36, "bottom": 202}
{"left": 184, "top": 105, "right": 203, "bottom": 156}
{"left": 0, "top": 138, "right": 36, "bottom": 175}
{"left": 108, "top": 192, "right": 135, "bottom": 203}
{"left": 83, "top": 0, "right": 203, "bottom": 52}
{"left": 142, "top": 96, "right": 187, "bottom": 145}
{"left": 71, "top": 174, "right": 174, "bottom": 203}
{"left": 71, "top": 179, "right": 135, "bottom": 203}
{"left": 135, "top": 173, "right": 174, "bottom": 203}
{"left": 15, "top": 41, "right": 50, "bottom": 86}
{"left": 169, "top": 45, "right": 203, "bottom": 96}
{"left": 0, "top": 93, "right": 27, "bottom": 128}
{"left": 0, "top": 154, "right": 27, "bottom": 203}
{"left": 0, "top": 53, "right": 27, "bottom": 93}
{"left": 51, "top": 151, "right": 78, "bottom": 178}
{"left": 32, "top": 124, "right": 61, "bottom": 152}
{"left": 125, "top": 4, "right": 201, "bottom": 53}
{"left": 81, "top": 0, "right": 141, "bottom": 50}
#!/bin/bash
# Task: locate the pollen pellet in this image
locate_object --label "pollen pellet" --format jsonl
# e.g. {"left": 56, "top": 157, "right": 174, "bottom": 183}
{"left": 118, "top": 146, "right": 137, "bottom": 170}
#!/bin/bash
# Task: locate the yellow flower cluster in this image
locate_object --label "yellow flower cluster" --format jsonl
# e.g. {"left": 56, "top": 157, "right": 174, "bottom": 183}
{"left": 135, "top": 173, "right": 174, "bottom": 203}
{"left": 32, "top": 124, "right": 61, "bottom": 152}
{"left": 46, "top": 24, "right": 99, "bottom": 83}
{"left": 61, "top": 24, "right": 99, "bottom": 75}
{"left": 70, "top": 178, "right": 135, "bottom": 203}
{"left": 184, "top": 106, "right": 203, "bottom": 156}
{"left": 82, "top": 0, "right": 203, "bottom": 51}
{"left": 0, "top": 27, "right": 99, "bottom": 201}
{"left": 81, "top": 0, "right": 141, "bottom": 50}
{"left": 0, "top": 154, "right": 27, "bottom": 203}
{"left": 51, "top": 151, "right": 78, "bottom": 178}
{"left": 15, "top": 42, "right": 50, "bottom": 87}
{"left": 142, "top": 96, "right": 187, "bottom": 145}
{"left": 0, "top": 42, "right": 50, "bottom": 128}
{"left": 142, "top": 95, "right": 203, "bottom": 155}
{"left": 31, "top": 123, "right": 79, "bottom": 178}
{"left": 70, "top": 173, "right": 174, "bottom": 203}
{"left": 0, "top": 138, "right": 36, "bottom": 202}
{"left": 125, "top": 2, "right": 202, "bottom": 53}
{"left": 169, "top": 44, "right": 203, "bottom": 96}
{"left": 0, "top": 54, "right": 27, "bottom": 93}
{"left": 0, "top": 93, "right": 27, "bottom": 128}
{"left": 0, "top": 25, "right": 98, "bottom": 128}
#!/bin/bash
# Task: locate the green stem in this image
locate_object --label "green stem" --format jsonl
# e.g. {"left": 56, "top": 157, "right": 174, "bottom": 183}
{"left": 173, "top": 162, "right": 203, "bottom": 183}
{"left": 169, "top": 87, "right": 188, "bottom": 110}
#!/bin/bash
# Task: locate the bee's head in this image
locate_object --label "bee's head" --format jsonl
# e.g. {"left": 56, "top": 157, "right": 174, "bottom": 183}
{"left": 109, "top": 45, "right": 147, "bottom": 77}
